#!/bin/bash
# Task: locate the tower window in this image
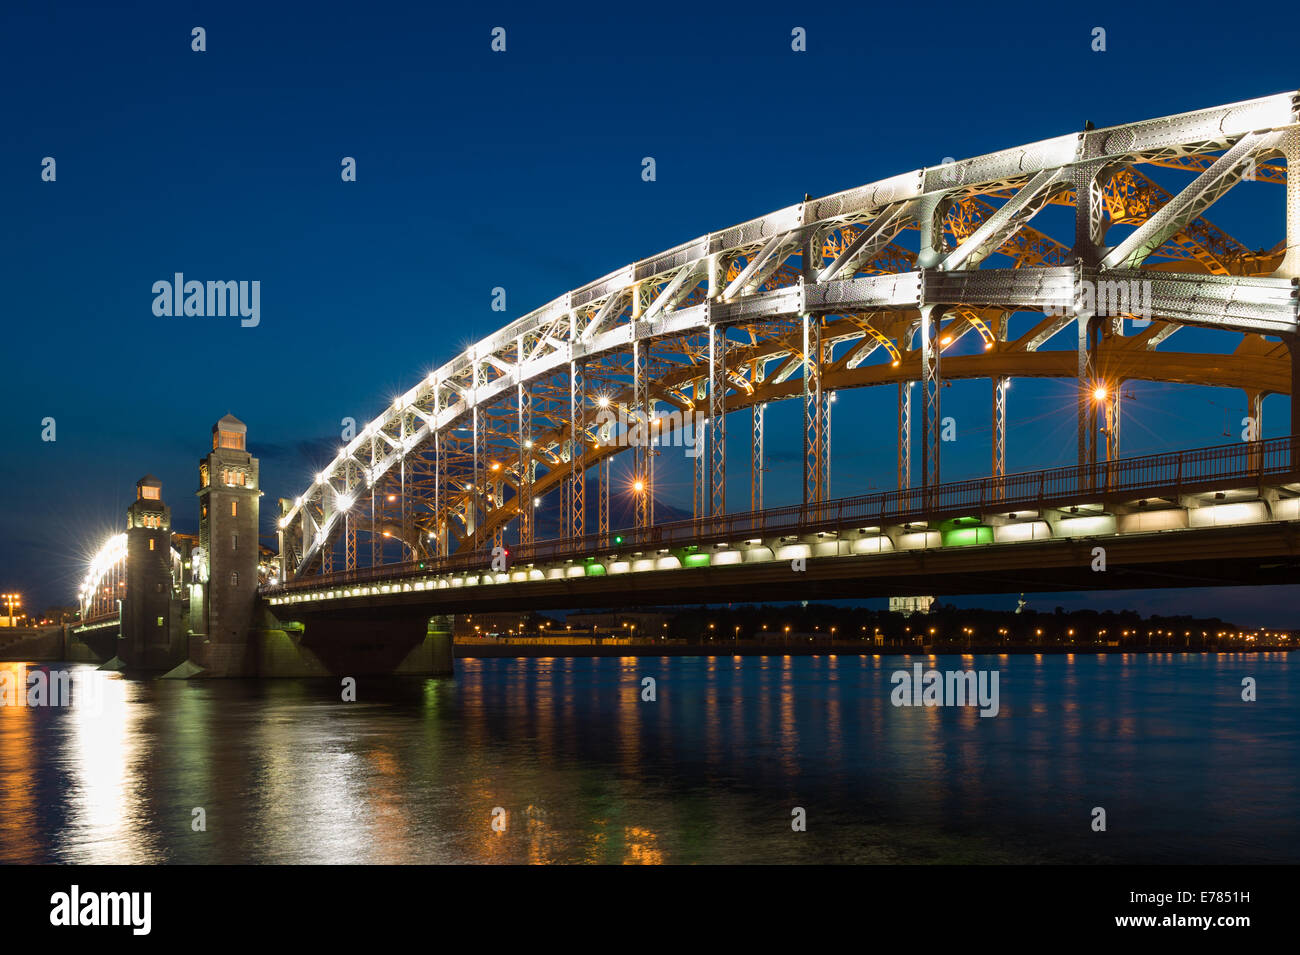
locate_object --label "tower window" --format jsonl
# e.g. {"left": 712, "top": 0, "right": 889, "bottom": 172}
{"left": 215, "top": 429, "right": 246, "bottom": 451}
{"left": 231, "top": 533, "right": 238, "bottom": 551}
{"left": 149, "top": 538, "right": 155, "bottom": 551}
{"left": 231, "top": 501, "right": 237, "bottom": 517}
{"left": 230, "top": 572, "right": 239, "bottom": 587}
{"left": 157, "top": 617, "right": 164, "bottom": 627}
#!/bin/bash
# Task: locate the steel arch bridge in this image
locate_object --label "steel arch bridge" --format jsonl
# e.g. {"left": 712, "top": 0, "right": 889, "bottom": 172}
{"left": 274, "top": 91, "right": 1300, "bottom": 584}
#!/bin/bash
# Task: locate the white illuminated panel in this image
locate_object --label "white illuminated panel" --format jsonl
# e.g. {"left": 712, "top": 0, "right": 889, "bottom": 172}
{"left": 1189, "top": 501, "right": 1269, "bottom": 527}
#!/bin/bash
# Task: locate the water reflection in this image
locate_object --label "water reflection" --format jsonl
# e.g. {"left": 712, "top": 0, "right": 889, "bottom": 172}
{"left": 0, "top": 655, "right": 1296, "bottom": 864}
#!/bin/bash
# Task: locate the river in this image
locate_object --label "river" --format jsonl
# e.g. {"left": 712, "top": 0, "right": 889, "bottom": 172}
{"left": 1, "top": 652, "right": 1295, "bottom": 863}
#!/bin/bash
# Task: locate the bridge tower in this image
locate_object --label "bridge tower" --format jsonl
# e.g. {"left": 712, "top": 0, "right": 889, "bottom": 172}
{"left": 191, "top": 413, "right": 262, "bottom": 675}
{"left": 120, "top": 475, "right": 185, "bottom": 670}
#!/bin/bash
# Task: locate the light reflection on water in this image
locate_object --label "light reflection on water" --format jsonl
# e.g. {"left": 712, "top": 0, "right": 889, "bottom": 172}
{"left": 0, "top": 653, "right": 1296, "bottom": 864}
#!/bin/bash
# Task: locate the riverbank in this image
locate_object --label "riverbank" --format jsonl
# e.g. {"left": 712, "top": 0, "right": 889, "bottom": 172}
{"left": 454, "top": 641, "right": 1294, "bottom": 658}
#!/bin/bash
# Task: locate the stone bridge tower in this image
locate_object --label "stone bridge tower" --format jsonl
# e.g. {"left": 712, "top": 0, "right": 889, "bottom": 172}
{"left": 190, "top": 414, "right": 262, "bottom": 675}
{"left": 120, "top": 475, "right": 185, "bottom": 670}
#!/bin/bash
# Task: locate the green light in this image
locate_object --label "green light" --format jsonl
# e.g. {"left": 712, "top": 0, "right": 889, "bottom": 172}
{"left": 613, "top": 535, "right": 623, "bottom": 545}
{"left": 941, "top": 525, "right": 993, "bottom": 546}
{"left": 683, "top": 553, "right": 711, "bottom": 568}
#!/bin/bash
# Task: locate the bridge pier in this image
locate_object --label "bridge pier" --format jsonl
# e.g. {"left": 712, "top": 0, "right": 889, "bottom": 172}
{"left": 256, "top": 608, "right": 454, "bottom": 677}
{"left": 169, "top": 605, "right": 452, "bottom": 678}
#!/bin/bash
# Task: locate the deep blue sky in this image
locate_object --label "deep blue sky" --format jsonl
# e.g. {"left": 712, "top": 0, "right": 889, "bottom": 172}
{"left": 3, "top": 1, "right": 1298, "bottom": 623}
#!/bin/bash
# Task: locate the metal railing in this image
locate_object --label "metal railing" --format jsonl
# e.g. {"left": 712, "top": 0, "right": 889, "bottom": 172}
{"left": 264, "top": 435, "right": 1295, "bottom": 595}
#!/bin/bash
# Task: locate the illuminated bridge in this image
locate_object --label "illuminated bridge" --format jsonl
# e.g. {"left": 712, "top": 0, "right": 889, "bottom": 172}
{"left": 265, "top": 91, "right": 1300, "bottom": 613}
{"left": 73, "top": 92, "right": 1300, "bottom": 675}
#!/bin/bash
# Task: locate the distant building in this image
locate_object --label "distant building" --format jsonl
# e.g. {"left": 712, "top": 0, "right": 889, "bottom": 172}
{"left": 890, "top": 595, "right": 934, "bottom": 617}
{"left": 565, "top": 611, "right": 669, "bottom": 636}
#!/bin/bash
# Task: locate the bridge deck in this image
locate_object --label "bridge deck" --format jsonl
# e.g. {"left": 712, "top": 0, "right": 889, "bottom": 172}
{"left": 265, "top": 436, "right": 1299, "bottom": 599}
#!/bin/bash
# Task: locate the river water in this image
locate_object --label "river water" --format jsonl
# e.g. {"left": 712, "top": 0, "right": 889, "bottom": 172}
{"left": 1, "top": 653, "right": 1295, "bottom": 864}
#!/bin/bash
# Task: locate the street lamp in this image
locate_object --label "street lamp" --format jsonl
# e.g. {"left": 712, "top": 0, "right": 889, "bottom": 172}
{"left": 2, "top": 593, "right": 20, "bottom": 628}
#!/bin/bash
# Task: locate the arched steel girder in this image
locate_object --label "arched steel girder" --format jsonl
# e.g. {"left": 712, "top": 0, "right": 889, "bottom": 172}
{"left": 79, "top": 533, "right": 127, "bottom": 620}
{"left": 279, "top": 91, "right": 1300, "bottom": 578}
{"left": 318, "top": 332, "right": 1294, "bottom": 561}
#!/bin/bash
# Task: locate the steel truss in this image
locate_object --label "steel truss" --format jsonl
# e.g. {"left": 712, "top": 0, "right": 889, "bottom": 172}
{"left": 280, "top": 92, "right": 1300, "bottom": 579}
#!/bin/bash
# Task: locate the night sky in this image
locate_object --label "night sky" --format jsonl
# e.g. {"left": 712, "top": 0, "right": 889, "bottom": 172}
{"left": 3, "top": 1, "right": 1298, "bottom": 624}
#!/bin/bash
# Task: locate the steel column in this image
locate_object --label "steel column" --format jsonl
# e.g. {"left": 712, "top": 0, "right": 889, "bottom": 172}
{"left": 569, "top": 359, "right": 585, "bottom": 539}
{"left": 633, "top": 339, "right": 650, "bottom": 530}
{"left": 517, "top": 380, "right": 532, "bottom": 547}
{"left": 802, "top": 314, "right": 825, "bottom": 506}
{"left": 598, "top": 456, "right": 610, "bottom": 545}
{"left": 920, "top": 305, "right": 942, "bottom": 490}
{"left": 992, "top": 376, "right": 1008, "bottom": 491}
{"left": 898, "top": 381, "right": 912, "bottom": 490}
{"left": 708, "top": 325, "right": 726, "bottom": 517}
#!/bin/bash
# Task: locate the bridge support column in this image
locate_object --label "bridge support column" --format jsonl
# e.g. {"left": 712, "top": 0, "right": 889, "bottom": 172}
{"left": 369, "top": 485, "right": 380, "bottom": 566}
{"left": 517, "top": 380, "right": 533, "bottom": 547}
{"left": 802, "top": 314, "right": 826, "bottom": 506}
{"left": 1105, "top": 383, "right": 1121, "bottom": 463}
{"left": 751, "top": 356, "right": 765, "bottom": 512}
{"left": 991, "top": 310, "right": 1009, "bottom": 494}
{"left": 598, "top": 455, "right": 610, "bottom": 545}
{"left": 919, "top": 304, "right": 942, "bottom": 491}
{"left": 1071, "top": 154, "right": 1109, "bottom": 481}
{"left": 470, "top": 402, "right": 483, "bottom": 543}
{"left": 569, "top": 359, "right": 585, "bottom": 538}
{"left": 632, "top": 338, "right": 652, "bottom": 530}
{"left": 1245, "top": 388, "right": 1265, "bottom": 471}
{"left": 1075, "top": 310, "right": 1097, "bottom": 482}
{"left": 708, "top": 324, "right": 727, "bottom": 517}
{"left": 897, "top": 380, "right": 912, "bottom": 490}
{"left": 992, "top": 375, "right": 1007, "bottom": 490}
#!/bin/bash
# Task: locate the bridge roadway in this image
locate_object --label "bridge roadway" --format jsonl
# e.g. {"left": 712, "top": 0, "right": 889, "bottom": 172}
{"left": 262, "top": 437, "right": 1300, "bottom": 620}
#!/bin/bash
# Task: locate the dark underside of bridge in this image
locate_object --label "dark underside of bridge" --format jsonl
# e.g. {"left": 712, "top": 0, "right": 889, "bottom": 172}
{"left": 283, "top": 520, "right": 1300, "bottom": 622}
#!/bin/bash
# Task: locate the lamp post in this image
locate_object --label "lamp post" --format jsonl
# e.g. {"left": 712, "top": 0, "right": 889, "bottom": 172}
{"left": 2, "top": 593, "right": 20, "bottom": 628}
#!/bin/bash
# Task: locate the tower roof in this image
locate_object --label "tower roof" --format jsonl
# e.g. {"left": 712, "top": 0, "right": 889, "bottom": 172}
{"left": 213, "top": 413, "right": 247, "bottom": 433}
{"left": 137, "top": 474, "right": 162, "bottom": 488}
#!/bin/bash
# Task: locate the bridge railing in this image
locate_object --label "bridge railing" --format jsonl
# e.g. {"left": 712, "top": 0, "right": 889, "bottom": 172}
{"left": 265, "top": 435, "right": 1295, "bottom": 594}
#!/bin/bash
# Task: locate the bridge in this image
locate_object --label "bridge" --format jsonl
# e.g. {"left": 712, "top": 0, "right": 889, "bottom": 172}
{"left": 77, "top": 91, "right": 1300, "bottom": 676}
{"left": 265, "top": 436, "right": 1300, "bottom": 616}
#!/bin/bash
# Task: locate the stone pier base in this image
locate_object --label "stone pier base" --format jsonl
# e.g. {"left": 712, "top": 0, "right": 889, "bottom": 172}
{"left": 162, "top": 604, "right": 454, "bottom": 678}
